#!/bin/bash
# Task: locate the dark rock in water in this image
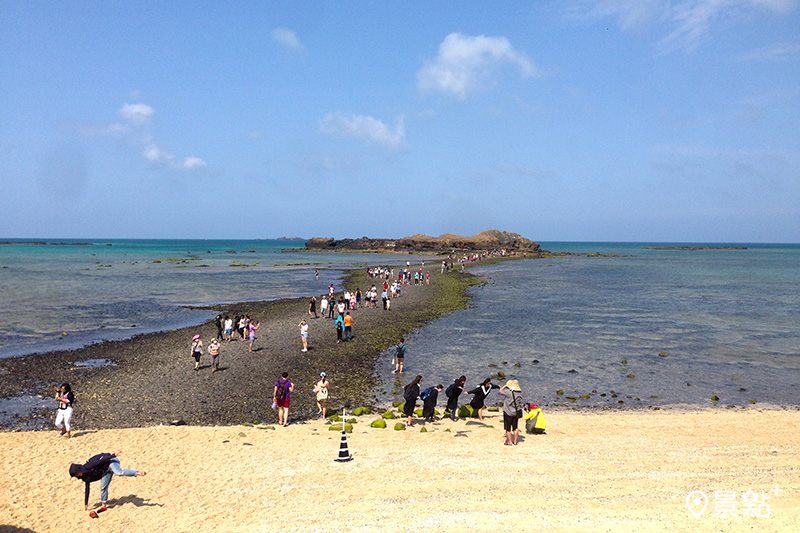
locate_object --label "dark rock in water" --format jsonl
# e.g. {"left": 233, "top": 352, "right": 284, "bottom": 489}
{"left": 305, "top": 230, "right": 543, "bottom": 254}
{"left": 568, "top": 369, "right": 577, "bottom": 374}
{"left": 533, "top": 359, "right": 539, "bottom": 364}
{"left": 739, "top": 387, "right": 747, "bottom": 392}
{"left": 170, "top": 419, "right": 187, "bottom": 426}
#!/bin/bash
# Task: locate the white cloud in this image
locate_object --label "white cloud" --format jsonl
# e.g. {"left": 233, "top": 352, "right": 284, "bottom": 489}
{"left": 85, "top": 102, "right": 206, "bottom": 171}
{"left": 272, "top": 27, "right": 303, "bottom": 50}
{"left": 740, "top": 41, "right": 800, "bottom": 61}
{"left": 417, "top": 33, "right": 538, "bottom": 99}
{"left": 119, "top": 102, "right": 155, "bottom": 125}
{"left": 574, "top": 0, "right": 798, "bottom": 52}
{"left": 319, "top": 112, "right": 407, "bottom": 149}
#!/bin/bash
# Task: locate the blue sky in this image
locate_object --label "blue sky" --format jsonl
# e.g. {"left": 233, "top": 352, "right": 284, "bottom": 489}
{"left": 1, "top": 1, "right": 798, "bottom": 242}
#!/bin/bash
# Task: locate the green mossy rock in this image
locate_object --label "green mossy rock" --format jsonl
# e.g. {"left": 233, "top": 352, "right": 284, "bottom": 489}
{"left": 627, "top": 373, "right": 635, "bottom": 379}
{"left": 370, "top": 419, "right": 387, "bottom": 429}
{"left": 749, "top": 400, "right": 757, "bottom": 404}
{"left": 420, "top": 427, "right": 428, "bottom": 433}
{"left": 328, "top": 423, "right": 353, "bottom": 432}
{"left": 579, "top": 394, "right": 591, "bottom": 399}
{"left": 457, "top": 405, "right": 479, "bottom": 418}
{"left": 328, "top": 414, "right": 342, "bottom": 422}
{"left": 381, "top": 411, "right": 396, "bottom": 419}
{"left": 711, "top": 395, "right": 719, "bottom": 402}
{"left": 396, "top": 402, "right": 405, "bottom": 412}
{"left": 487, "top": 407, "right": 499, "bottom": 412}
{"left": 392, "top": 400, "right": 403, "bottom": 407}
{"left": 566, "top": 396, "right": 578, "bottom": 401}
{"left": 658, "top": 352, "right": 668, "bottom": 357}
{"left": 414, "top": 409, "right": 423, "bottom": 417}
{"left": 394, "top": 423, "right": 406, "bottom": 431}
{"left": 556, "top": 390, "right": 564, "bottom": 395}
{"left": 351, "top": 407, "right": 365, "bottom": 416}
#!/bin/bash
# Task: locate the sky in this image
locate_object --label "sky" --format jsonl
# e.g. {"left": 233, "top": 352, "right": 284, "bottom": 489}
{"left": 1, "top": 1, "right": 798, "bottom": 242}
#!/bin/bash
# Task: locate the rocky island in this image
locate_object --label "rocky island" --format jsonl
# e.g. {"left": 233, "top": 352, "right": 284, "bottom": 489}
{"left": 304, "top": 229, "right": 543, "bottom": 255}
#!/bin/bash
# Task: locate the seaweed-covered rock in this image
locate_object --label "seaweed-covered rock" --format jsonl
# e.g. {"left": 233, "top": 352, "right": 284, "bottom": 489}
{"left": 370, "top": 419, "right": 387, "bottom": 429}
{"left": 414, "top": 408, "right": 423, "bottom": 417}
{"left": 391, "top": 400, "right": 403, "bottom": 407}
{"left": 420, "top": 427, "right": 428, "bottom": 433}
{"left": 381, "top": 411, "right": 396, "bottom": 419}
{"left": 328, "top": 423, "right": 353, "bottom": 432}
{"left": 457, "top": 405, "right": 479, "bottom": 418}
{"left": 394, "top": 422, "right": 406, "bottom": 431}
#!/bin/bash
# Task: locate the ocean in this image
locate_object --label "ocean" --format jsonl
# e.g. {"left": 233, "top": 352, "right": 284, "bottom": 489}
{"left": 377, "top": 242, "right": 800, "bottom": 408}
{"left": 2, "top": 239, "right": 798, "bottom": 408}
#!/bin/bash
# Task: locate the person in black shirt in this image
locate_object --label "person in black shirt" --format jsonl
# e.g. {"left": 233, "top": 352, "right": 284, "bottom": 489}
{"left": 69, "top": 451, "right": 146, "bottom": 514}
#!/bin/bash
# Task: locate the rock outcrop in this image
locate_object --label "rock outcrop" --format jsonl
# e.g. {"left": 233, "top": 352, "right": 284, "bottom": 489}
{"left": 305, "top": 230, "right": 542, "bottom": 254}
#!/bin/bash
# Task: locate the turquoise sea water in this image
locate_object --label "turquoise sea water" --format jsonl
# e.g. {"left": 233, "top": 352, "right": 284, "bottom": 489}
{"left": 377, "top": 242, "right": 800, "bottom": 408}
{"left": 0, "top": 239, "right": 407, "bottom": 358}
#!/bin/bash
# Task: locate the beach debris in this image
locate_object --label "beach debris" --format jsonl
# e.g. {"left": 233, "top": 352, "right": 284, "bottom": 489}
{"left": 370, "top": 419, "right": 387, "bottom": 428}
{"left": 394, "top": 423, "right": 406, "bottom": 431}
{"left": 711, "top": 395, "right": 719, "bottom": 402}
{"left": 169, "top": 419, "right": 187, "bottom": 426}
{"left": 243, "top": 443, "right": 253, "bottom": 446}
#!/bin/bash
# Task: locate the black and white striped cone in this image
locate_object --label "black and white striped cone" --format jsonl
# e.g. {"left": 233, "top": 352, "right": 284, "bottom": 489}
{"left": 335, "top": 427, "right": 353, "bottom": 462}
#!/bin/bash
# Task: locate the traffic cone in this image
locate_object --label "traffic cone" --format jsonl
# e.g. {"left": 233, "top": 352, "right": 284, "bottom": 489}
{"left": 335, "top": 427, "right": 353, "bottom": 462}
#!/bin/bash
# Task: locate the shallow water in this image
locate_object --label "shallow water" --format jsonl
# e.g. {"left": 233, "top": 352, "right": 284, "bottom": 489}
{"left": 378, "top": 243, "right": 800, "bottom": 408}
{"left": 0, "top": 239, "right": 416, "bottom": 357}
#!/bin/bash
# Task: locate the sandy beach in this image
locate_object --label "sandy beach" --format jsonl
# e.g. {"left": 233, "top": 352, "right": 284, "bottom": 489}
{"left": 1, "top": 408, "right": 797, "bottom": 532}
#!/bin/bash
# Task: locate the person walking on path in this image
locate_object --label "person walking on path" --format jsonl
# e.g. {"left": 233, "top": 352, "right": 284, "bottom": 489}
{"left": 208, "top": 338, "right": 221, "bottom": 372}
{"left": 320, "top": 296, "right": 329, "bottom": 319}
{"left": 403, "top": 375, "right": 423, "bottom": 427}
{"left": 421, "top": 384, "right": 442, "bottom": 422}
{"left": 467, "top": 378, "right": 498, "bottom": 421}
{"left": 313, "top": 372, "right": 329, "bottom": 418}
{"left": 499, "top": 380, "right": 524, "bottom": 446}
{"left": 223, "top": 316, "right": 233, "bottom": 341}
{"left": 334, "top": 314, "right": 344, "bottom": 343}
{"left": 343, "top": 312, "right": 353, "bottom": 341}
{"left": 54, "top": 383, "right": 74, "bottom": 439}
{"left": 69, "top": 451, "right": 146, "bottom": 515}
{"left": 273, "top": 373, "right": 294, "bottom": 427}
{"left": 191, "top": 334, "right": 203, "bottom": 371}
{"left": 248, "top": 320, "right": 260, "bottom": 353}
{"left": 309, "top": 296, "right": 318, "bottom": 319}
{"left": 298, "top": 320, "right": 309, "bottom": 352}
{"left": 214, "top": 315, "right": 224, "bottom": 340}
{"left": 393, "top": 339, "right": 406, "bottom": 374}
{"left": 445, "top": 376, "right": 466, "bottom": 421}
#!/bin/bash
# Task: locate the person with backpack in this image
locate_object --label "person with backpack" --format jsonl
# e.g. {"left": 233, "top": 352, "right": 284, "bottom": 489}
{"left": 421, "top": 384, "right": 443, "bottom": 423}
{"left": 402, "top": 375, "right": 423, "bottom": 427}
{"left": 499, "top": 380, "right": 524, "bottom": 446}
{"left": 467, "top": 378, "right": 499, "bottom": 421}
{"left": 69, "top": 451, "right": 146, "bottom": 515}
{"left": 445, "top": 375, "right": 467, "bottom": 421}
{"left": 393, "top": 339, "right": 406, "bottom": 374}
{"left": 54, "top": 383, "right": 74, "bottom": 439}
{"left": 273, "top": 372, "right": 294, "bottom": 427}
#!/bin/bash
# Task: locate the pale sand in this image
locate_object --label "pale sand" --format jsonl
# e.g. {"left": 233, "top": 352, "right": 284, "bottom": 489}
{"left": 1, "top": 409, "right": 797, "bottom": 532}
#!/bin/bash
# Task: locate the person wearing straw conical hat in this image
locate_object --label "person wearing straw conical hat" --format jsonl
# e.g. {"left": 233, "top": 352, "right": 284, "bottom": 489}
{"left": 499, "top": 380, "right": 524, "bottom": 446}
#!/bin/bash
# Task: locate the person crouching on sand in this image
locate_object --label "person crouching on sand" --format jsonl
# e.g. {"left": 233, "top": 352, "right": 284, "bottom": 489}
{"left": 69, "top": 451, "right": 146, "bottom": 516}
{"left": 191, "top": 334, "right": 203, "bottom": 371}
